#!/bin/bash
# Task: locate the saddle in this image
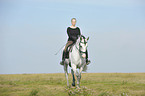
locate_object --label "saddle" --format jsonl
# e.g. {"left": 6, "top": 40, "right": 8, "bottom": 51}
{"left": 65, "top": 43, "right": 75, "bottom": 59}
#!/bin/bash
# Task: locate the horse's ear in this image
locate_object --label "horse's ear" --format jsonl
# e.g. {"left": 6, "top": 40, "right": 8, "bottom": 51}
{"left": 87, "top": 37, "right": 89, "bottom": 41}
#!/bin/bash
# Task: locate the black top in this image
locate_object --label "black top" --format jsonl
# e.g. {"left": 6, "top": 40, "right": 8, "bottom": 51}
{"left": 67, "top": 27, "right": 81, "bottom": 42}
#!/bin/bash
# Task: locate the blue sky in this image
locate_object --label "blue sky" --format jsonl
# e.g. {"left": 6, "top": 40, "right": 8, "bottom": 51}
{"left": 0, "top": 0, "right": 145, "bottom": 74}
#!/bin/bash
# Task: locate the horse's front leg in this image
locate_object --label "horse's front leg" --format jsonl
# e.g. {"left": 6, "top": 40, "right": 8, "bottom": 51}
{"left": 77, "top": 59, "right": 87, "bottom": 88}
{"left": 64, "top": 61, "right": 69, "bottom": 87}
{"left": 76, "top": 67, "right": 84, "bottom": 88}
{"left": 79, "top": 58, "right": 86, "bottom": 73}
{"left": 76, "top": 73, "right": 81, "bottom": 88}
{"left": 71, "top": 69, "right": 75, "bottom": 87}
{"left": 71, "top": 63, "right": 80, "bottom": 88}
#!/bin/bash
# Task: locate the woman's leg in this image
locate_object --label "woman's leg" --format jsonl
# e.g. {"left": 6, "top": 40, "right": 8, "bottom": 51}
{"left": 64, "top": 41, "right": 73, "bottom": 52}
{"left": 62, "top": 41, "right": 73, "bottom": 60}
{"left": 86, "top": 49, "right": 91, "bottom": 64}
{"left": 86, "top": 49, "right": 88, "bottom": 61}
{"left": 60, "top": 41, "right": 74, "bottom": 65}
{"left": 62, "top": 51, "right": 65, "bottom": 60}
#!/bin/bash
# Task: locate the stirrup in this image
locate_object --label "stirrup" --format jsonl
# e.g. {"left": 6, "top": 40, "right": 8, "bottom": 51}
{"left": 60, "top": 60, "right": 64, "bottom": 65}
{"left": 86, "top": 60, "right": 91, "bottom": 65}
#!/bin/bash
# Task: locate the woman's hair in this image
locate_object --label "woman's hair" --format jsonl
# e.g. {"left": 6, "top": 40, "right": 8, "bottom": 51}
{"left": 71, "top": 18, "right": 77, "bottom": 22}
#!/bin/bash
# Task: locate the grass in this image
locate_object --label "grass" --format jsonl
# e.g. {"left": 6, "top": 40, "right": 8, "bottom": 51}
{"left": 0, "top": 73, "right": 145, "bottom": 96}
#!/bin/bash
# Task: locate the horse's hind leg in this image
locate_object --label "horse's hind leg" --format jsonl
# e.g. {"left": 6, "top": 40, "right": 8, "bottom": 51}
{"left": 64, "top": 62, "right": 69, "bottom": 87}
{"left": 71, "top": 69, "right": 75, "bottom": 87}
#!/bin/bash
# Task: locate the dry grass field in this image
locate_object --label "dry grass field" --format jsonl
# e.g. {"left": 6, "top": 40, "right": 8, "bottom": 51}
{"left": 0, "top": 73, "right": 145, "bottom": 96}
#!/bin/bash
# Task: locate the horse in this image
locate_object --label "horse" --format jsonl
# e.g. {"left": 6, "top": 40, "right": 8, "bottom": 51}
{"left": 63, "top": 35, "right": 89, "bottom": 88}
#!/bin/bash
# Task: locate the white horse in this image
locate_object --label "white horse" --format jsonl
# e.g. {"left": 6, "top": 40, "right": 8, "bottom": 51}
{"left": 63, "top": 35, "right": 89, "bottom": 88}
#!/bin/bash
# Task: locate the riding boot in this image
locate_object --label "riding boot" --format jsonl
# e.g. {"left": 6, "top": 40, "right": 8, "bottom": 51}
{"left": 60, "top": 51, "right": 66, "bottom": 65}
{"left": 86, "top": 49, "right": 91, "bottom": 65}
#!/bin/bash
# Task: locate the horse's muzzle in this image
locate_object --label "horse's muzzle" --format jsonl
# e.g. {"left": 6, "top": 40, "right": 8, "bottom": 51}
{"left": 82, "top": 54, "right": 86, "bottom": 58}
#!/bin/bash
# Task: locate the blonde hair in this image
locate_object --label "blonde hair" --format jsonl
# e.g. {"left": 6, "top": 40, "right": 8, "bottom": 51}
{"left": 71, "top": 18, "right": 77, "bottom": 22}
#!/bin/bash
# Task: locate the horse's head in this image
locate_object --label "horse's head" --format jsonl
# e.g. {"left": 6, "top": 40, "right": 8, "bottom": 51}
{"left": 78, "top": 35, "right": 89, "bottom": 58}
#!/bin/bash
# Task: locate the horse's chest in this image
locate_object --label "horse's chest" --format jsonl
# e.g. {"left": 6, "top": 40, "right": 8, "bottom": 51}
{"left": 76, "top": 59, "right": 83, "bottom": 68}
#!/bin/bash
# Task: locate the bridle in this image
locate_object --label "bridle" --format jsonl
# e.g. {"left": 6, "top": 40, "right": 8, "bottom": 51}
{"left": 75, "top": 37, "right": 87, "bottom": 54}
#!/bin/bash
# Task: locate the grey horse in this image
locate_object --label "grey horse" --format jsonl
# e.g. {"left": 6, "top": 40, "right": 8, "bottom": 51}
{"left": 63, "top": 35, "right": 89, "bottom": 88}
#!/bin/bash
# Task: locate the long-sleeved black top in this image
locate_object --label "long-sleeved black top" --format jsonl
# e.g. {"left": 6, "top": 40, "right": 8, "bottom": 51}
{"left": 67, "top": 27, "right": 81, "bottom": 42}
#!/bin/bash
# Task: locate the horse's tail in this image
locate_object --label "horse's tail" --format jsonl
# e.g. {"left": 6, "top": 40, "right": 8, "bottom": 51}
{"left": 82, "top": 64, "right": 88, "bottom": 72}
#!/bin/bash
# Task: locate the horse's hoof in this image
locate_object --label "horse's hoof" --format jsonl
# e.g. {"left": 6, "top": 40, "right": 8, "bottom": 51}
{"left": 86, "top": 60, "right": 91, "bottom": 65}
{"left": 71, "top": 84, "right": 75, "bottom": 88}
{"left": 71, "top": 86, "right": 75, "bottom": 88}
{"left": 76, "top": 85, "right": 81, "bottom": 89}
{"left": 72, "top": 83, "right": 75, "bottom": 86}
{"left": 60, "top": 61, "right": 64, "bottom": 65}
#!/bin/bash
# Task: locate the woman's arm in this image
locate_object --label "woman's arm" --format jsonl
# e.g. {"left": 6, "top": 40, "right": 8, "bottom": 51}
{"left": 78, "top": 27, "right": 81, "bottom": 36}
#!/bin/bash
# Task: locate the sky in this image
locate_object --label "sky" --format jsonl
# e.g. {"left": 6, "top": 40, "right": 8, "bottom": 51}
{"left": 0, "top": 0, "right": 145, "bottom": 74}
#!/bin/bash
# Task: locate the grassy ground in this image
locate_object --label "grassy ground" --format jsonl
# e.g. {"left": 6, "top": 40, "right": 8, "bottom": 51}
{"left": 0, "top": 73, "right": 145, "bottom": 96}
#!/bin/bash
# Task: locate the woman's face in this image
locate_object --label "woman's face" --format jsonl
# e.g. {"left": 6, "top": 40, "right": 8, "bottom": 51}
{"left": 71, "top": 19, "right": 76, "bottom": 26}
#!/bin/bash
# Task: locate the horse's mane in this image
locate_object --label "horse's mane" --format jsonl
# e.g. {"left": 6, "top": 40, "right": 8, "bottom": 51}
{"left": 80, "top": 35, "right": 85, "bottom": 39}
{"left": 76, "top": 35, "right": 85, "bottom": 43}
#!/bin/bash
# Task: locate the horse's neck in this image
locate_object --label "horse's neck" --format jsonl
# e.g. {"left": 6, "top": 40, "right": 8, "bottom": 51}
{"left": 71, "top": 40, "right": 81, "bottom": 57}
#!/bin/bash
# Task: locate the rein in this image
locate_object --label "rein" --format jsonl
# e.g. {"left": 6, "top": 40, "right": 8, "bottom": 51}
{"left": 75, "top": 41, "right": 86, "bottom": 54}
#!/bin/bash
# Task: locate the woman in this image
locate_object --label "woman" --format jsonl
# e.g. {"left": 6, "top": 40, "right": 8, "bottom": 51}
{"left": 60, "top": 18, "right": 90, "bottom": 65}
